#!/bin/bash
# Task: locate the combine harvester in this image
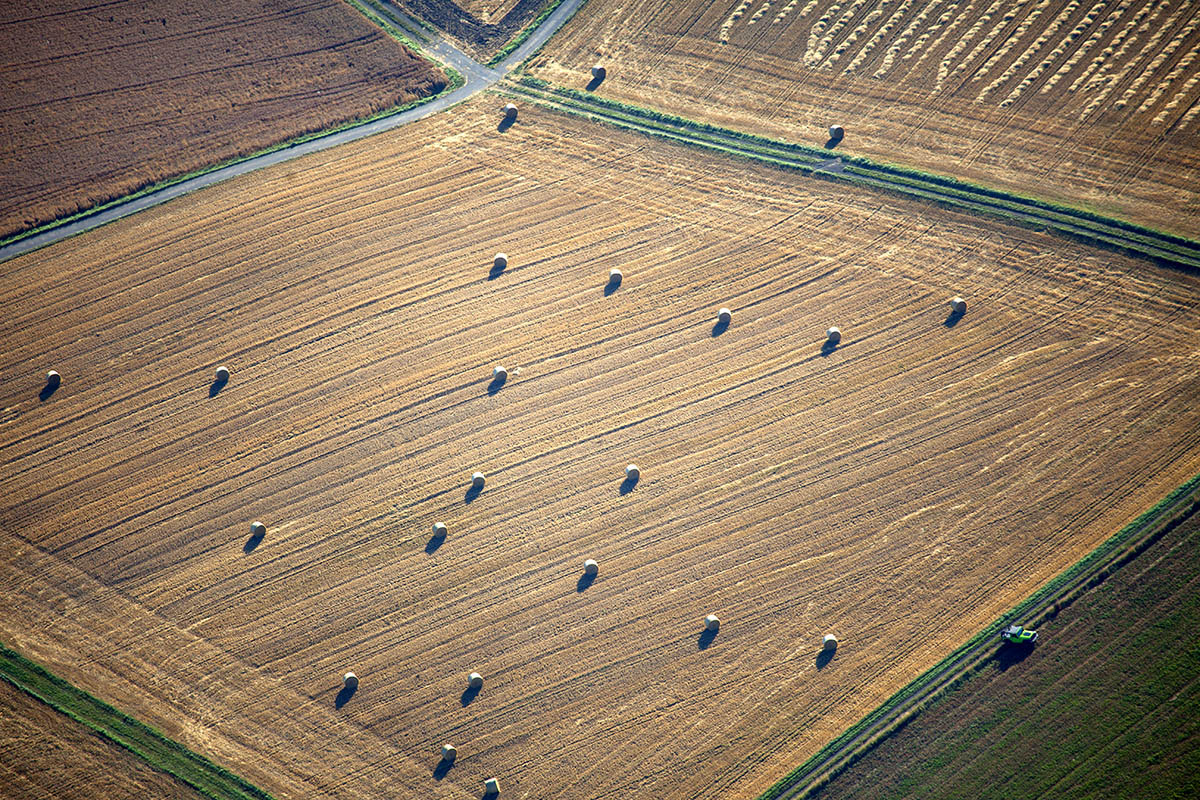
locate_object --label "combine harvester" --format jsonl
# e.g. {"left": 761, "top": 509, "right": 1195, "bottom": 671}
{"left": 1000, "top": 624, "right": 1038, "bottom": 645}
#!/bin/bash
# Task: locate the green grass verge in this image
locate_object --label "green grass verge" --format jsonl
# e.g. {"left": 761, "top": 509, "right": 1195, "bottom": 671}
{"left": 0, "top": 642, "right": 274, "bottom": 800}
{"left": 486, "top": 0, "right": 570, "bottom": 68}
{"left": 509, "top": 80, "right": 1200, "bottom": 267}
{"left": 0, "top": 13, "right": 462, "bottom": 254}
{"left": 754, "top": 471, "right": 1200, "bottom": 800}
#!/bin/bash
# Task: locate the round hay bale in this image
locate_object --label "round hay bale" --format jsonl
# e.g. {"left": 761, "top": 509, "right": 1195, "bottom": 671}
{"left": 829, "top": 124, "right": 845, "bottom": 139}
{"left": 823, "top": 633, "right": 839, "bottom": 649}
{"left": 591, "top": 64, "right": 606, "bottom": 79}
{"left": 718, "top": 308, "right": 732, "bottom": 324}
{"left": 503, "top": 103, "right": 517, "bottom": 120}
{"left": 472, "top": 472, "right": 486, "bottom": 489}
{"left": 826, "top": 326, "right": 841, "bottom": 345}
{"left": 214, "top": 366, "right": 230, "bottom": 382}
{"left": 950, "top": 296, "right": 967, "bottom": 314}
{"left": 468, "top": 672, "right": 484, "bottom": 689}
{"left": 705, "top": 614, "right": 720, "bottom": 632}
{"left": 625, "top": 463, "right": 640, "bottom": 481}
{"left": 493, "top": 252, "right": 508, "bottom": 270}
{"left": 609, "top": 267, "right": 623, "bottom": 282}
{"left": 584, "top": 558, "right": 599, "bottom": 575}
{"left": 493, "top": 365, "right": 508, "bottom": 381}
{"left": 441, "top": 744, "right": 457, "bottom": 761}
{"left": 484, "top": 777, "right": 500, "bottom": 795}
{"left": 249, "top": 521, "right": 266, "bottom": 537}
{"left": 432, "top": 522, "right": 447, "bottom": 537}
{"left": 343, "top": 672, "right": 358, "bottom": 689}
{"left": 45, "top": 370, "right": 60, "bottom": 385}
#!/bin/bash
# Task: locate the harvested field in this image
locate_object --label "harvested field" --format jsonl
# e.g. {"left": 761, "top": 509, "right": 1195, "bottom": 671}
{"left": 395, "top": 0, "right": 555, "bottom": 60}
{"left": 0, "top": 679, "right": 203, "bottom": 800}
{"left": 0, "top": 0, "right": 446, "bottom": 242}
{"left": 527, "top": 0, "right": 1200, "bottom": 236}
{"left": 2, "top": 96, "right": 1199, "bottom": 800}
{"left": 813, "top": 504, "right": 1200, "bottom": 800}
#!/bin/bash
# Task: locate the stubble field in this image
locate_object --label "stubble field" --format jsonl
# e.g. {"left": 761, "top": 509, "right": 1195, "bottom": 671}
{"left": 527, "top": 0, "right": 1200, "bottom": 237}
{"left": 2, "top": 97, "right": 1199, "bottom": 800}
{"left": 0, "top": 0, "right": 446, "bottom": 242}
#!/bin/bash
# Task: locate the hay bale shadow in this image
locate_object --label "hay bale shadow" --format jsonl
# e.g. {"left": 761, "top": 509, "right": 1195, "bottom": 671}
{"left": 460, "top": 685, "right": 481, "bottom": 706}
{"left": 487, "top": 262, "right": 506, "bottom": 280}
{"left": 698, "top": 629, "right": 718, "bottom": 650}
{"left": 619, "top": 475, "right": 638, "bottom": 495}
{"left": 243, "top": 530, "right": 265, "bottom": 553}
{"left": 209, "top": 376, "right": 227, "bottom": 397}
{"left": 335, "top": 684, "right": 357, "bottom": 709}
{"left": 497, "top": 116, "right": 515, "bottom": 133}
{"left": 816, "top": 648, "right": 835, "bottom": 670}
{"left": 604, "top": 273, "right": 622, "bottom": 295}
{"left": 820, "top": 340, "right": 838, "bottom": 357}
{"left": 39, "top": 375, "right": 60, "bottom": 401}
{"left": 576, "top": 572, "right": 596, "bottom": 592}
{"left": 465, "top": 484, "right": 482, "bottom": 504}
{"left": 483, "top": 789, "right": 499, "bottom": 800}
{"left": 711, "top": 318, "right": 729, "bottom": 337}
{"left": 425, "top": 531, "right": 445, "bottom": 554}
{"left": 586, "top": 74, "right": 605, "bottom": 91}
{"left": 944, "top": 309, "right": 965, "bottom": 328}
{"left": 487, "top": 374, "right": 507, "bottom": 395}
{"left": 433, "top": 757, "right": 454, "bottom": 781}
{"left": 824, "top": 132, "right": 843, "bottom": 149}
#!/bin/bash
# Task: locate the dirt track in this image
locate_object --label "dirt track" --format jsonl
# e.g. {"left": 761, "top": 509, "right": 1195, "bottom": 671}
{"left": 0, "top": 0, "right": 445, "bottom": 241}
{"left": 2, "top": 98, "right": 1199, "bottom": 800}
{"left": 527, "top": 0, "right": 1200, "bottom": 237}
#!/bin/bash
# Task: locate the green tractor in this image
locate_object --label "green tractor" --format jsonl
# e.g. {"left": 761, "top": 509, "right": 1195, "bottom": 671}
{"left": 1000, "top": 624, "right": 1038, "bottom": 645}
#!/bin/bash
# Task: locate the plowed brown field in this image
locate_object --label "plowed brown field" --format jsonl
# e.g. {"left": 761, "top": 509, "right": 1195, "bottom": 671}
{"left": 0, "top": 680, "right": 203, "bottom": 800}
{"left": 0, "top": 0, "right": 446, "bottom": 242}
{"left": 527, "top": 0, "right": 1200, "bottom": 237}
{"left": 2, "top": 97, "right": 1199, "bottom": 800}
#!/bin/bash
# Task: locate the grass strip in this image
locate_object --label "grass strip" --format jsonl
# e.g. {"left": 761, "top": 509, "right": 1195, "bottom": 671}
{"left": 487, "top": 0, "right": 570, "bottom": 67}
{"left": 755, "top": 470, "right": 1200, "bottom": 800}
{"left": 0, "top": 642, "right": 274, "bottom": 800}
{"left": 509, "top": 80, "right": 1200, "bottom": 269}
{"left": 0, "top": 15, "right": 462, "bottom": 254}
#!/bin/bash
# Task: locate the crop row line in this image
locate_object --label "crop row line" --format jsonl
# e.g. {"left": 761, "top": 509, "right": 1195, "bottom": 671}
{"left": 505, "top": 79, "right": 1200, "bottom": 270}
{"left": 0, "top": 642, "right": 274, "bottom": 800}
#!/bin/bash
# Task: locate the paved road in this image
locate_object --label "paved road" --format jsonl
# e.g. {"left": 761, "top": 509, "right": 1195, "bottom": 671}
{"left": 0, "top": 0, "right": 584, "bottom": 264}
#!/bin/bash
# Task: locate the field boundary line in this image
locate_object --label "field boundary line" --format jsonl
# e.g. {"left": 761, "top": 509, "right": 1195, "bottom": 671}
{"left": 504, "top": 80, "right": 1200, "bottom": 270}
{"left": 0, "top": 641, "right": 275, "bottom": 800}
{"left": 755, "top": 471, "right": 1200, "bottom": 800}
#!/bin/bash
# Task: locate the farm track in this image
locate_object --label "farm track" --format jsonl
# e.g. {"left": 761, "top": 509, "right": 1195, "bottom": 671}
{"left": 761, "top": 474, "right": 1200, "bottom": 800}
{"left": 2, "top": 98, "right": 1199, "bottom": 800}
{"left": 505, "top": 81, "right": 1200, "bottom": 271}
